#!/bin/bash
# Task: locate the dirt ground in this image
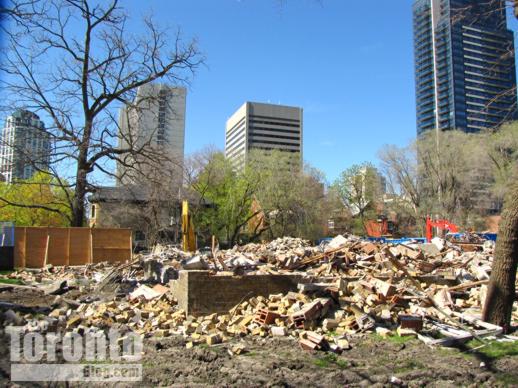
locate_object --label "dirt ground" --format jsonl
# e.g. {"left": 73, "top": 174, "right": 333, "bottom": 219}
{"left": 1, "top": 332, "right": 517, "bottom": 387}
{"left": 0, "top": 287, "right": 517, "bottom": 387}
{"left": 136, "top": 335, "right": 518, "bottom": 388}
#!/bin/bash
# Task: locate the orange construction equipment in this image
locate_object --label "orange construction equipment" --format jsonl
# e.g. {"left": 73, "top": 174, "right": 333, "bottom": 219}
{"left": 425, "top": 216, "right": 459, "bottom": 242}
{"left": 364, "top": 215, "right": 391, "bottom": 238}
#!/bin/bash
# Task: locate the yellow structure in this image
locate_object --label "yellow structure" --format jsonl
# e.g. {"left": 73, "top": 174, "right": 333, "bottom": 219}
{"left": 182, "top": 200, "right": 196, "bottom": 252}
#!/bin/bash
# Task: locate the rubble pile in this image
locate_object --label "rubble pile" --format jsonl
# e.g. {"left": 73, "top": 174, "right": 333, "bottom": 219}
{"left": 232, "top": 237, "right": 315, "bottom": 268}
{"left": 1, "top": 234, "right": 516, "bottom": 352}
{"left": 0, "top": 262, "right": 118, "bottom": 287}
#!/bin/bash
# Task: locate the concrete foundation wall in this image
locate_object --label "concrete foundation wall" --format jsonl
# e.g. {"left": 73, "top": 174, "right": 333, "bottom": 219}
{"left": 170, "top": 270, "right": 305, "bottom": 316}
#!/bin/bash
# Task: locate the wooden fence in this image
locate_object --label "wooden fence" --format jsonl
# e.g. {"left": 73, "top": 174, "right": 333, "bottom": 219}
{"left": 14, "top": 227, "right": 132, "bottom": 268}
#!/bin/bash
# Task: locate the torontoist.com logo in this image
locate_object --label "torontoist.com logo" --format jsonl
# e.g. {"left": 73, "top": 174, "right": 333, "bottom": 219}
{"left": 7, "top": 327, "right": 143, "bottom": 382}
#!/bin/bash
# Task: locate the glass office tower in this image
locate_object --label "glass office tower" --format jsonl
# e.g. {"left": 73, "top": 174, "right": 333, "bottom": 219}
{"left": 413, "top": 0, "right": 517, "bottom": 135}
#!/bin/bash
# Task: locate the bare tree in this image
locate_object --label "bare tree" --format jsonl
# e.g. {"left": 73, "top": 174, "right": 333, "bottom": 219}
{"left": 0, "top": 0, "right": 202, "bottom": 226}
{"left": 378, "top": 144, "right": 421, "bottom": 216}
{"left": 378, "top": 130, "right": 506, "bottom": 232}
{"left": 333, "top": 162, "right": 383, "bottom": 229}
{"left": 378, "top": 143, "right": 426, "bottom": 235}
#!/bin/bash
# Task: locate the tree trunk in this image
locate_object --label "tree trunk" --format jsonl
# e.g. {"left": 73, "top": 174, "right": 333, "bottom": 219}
{"left": 72, "top": 168, "right": 87, "bottom": 227}
{"left": 482, "top": 185, "right": 518, "bottom": 332}
{"left": 72, "top": 117, "right": 93, "bottom": 227}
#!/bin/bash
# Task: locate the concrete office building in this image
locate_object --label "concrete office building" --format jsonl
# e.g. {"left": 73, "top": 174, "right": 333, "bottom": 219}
{"left": 0, "top": 109, "right": 51, "bottom": 183}
{"left": 413, "top": 0, "right": 517, "bottom": 134}
{"left": 225, "top": 102, "right": 303, "bottom": 169}
{"left": 117, "top": 84, "right": 186, "bottom": 186}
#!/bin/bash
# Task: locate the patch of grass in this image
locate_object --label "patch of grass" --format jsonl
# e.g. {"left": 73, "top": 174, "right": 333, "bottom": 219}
{"left": 198, "top": 343, "right": 223, "bottom": 354}
{"left": 496, "top": 372, "right": 518, "bottom": 386}
{"left": 141, "top": 360, "right": 155, "bottom": 368}
{"left": 465, "top": 339, "right": 518, "bottom": 360}
{"left": 0, "top": 270, "right": 15, "bottom": 275}
{"left": 313, "top": 353, "right": 348, "bottom": 369}
{"left": 243, "top": 351, "right": 258, "bottom": 357}
{"left": 0, "top": 278, "right": 23, "bottom": 285}
{"left": 394, "top": 360, "right": 425, "bottom": 373}
{"left": 372, "top": 333, "right": 415, "bottom": 345}
{"left": 79, "top": 358, "right": 114, "bottom": 365}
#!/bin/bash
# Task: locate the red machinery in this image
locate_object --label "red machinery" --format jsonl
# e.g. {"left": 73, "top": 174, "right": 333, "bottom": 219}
{"left": 425, "top": 216, "right": 459, "bottom": 242}
{"left": 364, "top": 215, "right": 392, "bottom": 238}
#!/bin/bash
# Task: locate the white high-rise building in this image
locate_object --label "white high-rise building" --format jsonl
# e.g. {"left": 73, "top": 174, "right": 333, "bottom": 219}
{"left": 0, "top": 110, "right": 51, "bottom": 183}
{"left": 225, "top": 102, "right": 303, "bottom": 170}
{"left": 116, "top": 84, "right": 186, "bottom": 186}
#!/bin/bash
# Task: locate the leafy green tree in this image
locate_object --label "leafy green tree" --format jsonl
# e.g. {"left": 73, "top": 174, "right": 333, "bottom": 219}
{"left": 249, "top": 149, "right": 330, "bottom": 241}
{"left": 185, "top": 148, "right": 332, "bottom": 245}
{"left": 0, "top": 172, "right": 72, "bottom": 226}
{"left": 186, "top": 151, "right": 262, "bottom": 246}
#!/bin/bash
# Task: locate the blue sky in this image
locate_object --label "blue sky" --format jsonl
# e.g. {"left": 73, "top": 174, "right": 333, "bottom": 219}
{"left": 3, "top": 0, "right": 516, "bottom": 184}
{"left": 123, "top": 0, "right": 419, "bottom": 182}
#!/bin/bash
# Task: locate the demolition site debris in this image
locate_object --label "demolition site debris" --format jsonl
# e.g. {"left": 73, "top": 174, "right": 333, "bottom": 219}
{"left": 0, "top": 235, "right": 516, "bottom": 355}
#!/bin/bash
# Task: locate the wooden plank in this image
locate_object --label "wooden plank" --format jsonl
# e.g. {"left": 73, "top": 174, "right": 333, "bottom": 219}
{"left": 43, "top": 232, "right": 50, "bottom": 268}
{"left": 451, "top": 311, "right": 503, "bottom": 333}
{"left": 92, "top": 228, "right": 132, "bottom": 264}
{"left": 25, "top": 228, "right": 47, "bottom": 268}
{"left": 47, "top": 228, "right": 68, "bottom": 266}
{"left": 129, "top": 233, "right": 133, "bottom": 260}
{"left": 89, "top": 229, "right": 93, "bottom": 264}
{"left": 68, "top": 228, "right": 91, "bottom": 265}
{"left": 447, "top": 280, "right": 489, "bottom": 292}
{"left": 65, "top": 228, "right": 70, "bottom": 266}
{"left": 417, "top": 317, "right": 503, "bottom": 347}
{"left": 14, "top": 227, "right": 26, "bottom": 268}
{"left": 14, "top": 227, "right": 132, "bottom": 268}
{"left": 92, "top": 228, "right": 132, "bottom": 249}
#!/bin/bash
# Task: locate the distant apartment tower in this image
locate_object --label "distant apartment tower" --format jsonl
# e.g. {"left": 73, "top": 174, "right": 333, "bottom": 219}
{"left": 413, "top": 0, "right": 517, "bottom": 135}
{"left": 117, "top": 84, "right": 186, "bottom": 185}
{"left": 0, "top": 110, "right": 51, "bottom": 183}
{"left": 225, "top": 102, "right": 303, "bottom": 169}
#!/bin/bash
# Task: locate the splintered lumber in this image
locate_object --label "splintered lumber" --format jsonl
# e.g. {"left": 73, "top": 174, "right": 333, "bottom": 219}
{"left": 447, "top": 280, "right": 489, "bottom": 292}
{"left": 2, "top": 233, "right": 508, "bottom": 353}
{"left": 383, "top": 247, "right": 485, "bottom": 340}
{"left": 417, "top": 314, "right": 502, "bottom": 346}
{"left": 383, "top": 247, "right": 423, "bottom": 292}
{"left": 450, "top": 311, "right": 503, "bottom": 334}
{"left": 293, "top": 245, "right": 349, "bottom": 269}
{"left": 95, "top": 259, "right": 138, "bottom": 292}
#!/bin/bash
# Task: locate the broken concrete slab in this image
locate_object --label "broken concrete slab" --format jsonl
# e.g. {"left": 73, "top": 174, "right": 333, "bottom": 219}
{"left": 182, "top": 256, "right": 208, "bottom": 270}
{"left": 43, "top": 280, "right": 68, "bottom": 295}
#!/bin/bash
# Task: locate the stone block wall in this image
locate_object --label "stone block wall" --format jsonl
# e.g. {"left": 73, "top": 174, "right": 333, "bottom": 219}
{"left": 169, "top": 270, "right": 305, "bottom": 316}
